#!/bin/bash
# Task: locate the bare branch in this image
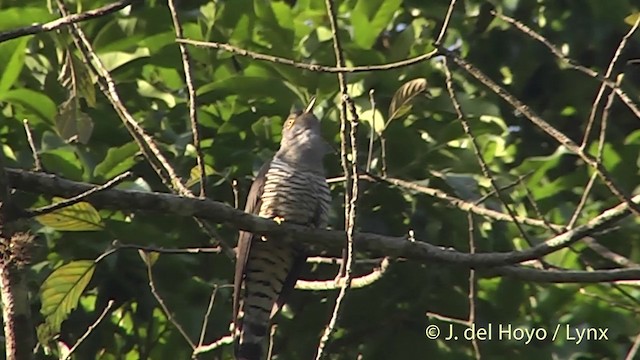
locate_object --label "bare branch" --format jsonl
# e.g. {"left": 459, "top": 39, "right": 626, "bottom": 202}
{"left": 0, "top": 0, "right": 135, "bottom": 43}
{"left": 167, "top": 0, "right": 207, "bottom": 198}
{"left": 22, "top": 120, "right": 41, "bottom": 171}
{"left": 177, "top": 38, "right": 438, "bottom": 73}
{"left": 26, "top": 171, "right": 131, "bottom": 217}
{"left": 7, "top": 168, "right": 639, "bottom": 268}
{"left": 296, "top": 258, "right": 390, "bottom": 290}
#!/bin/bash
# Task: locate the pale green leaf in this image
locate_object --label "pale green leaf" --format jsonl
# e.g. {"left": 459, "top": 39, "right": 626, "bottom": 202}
{"left": 0, "top": 37, "right": 28, "bottom": 94}
{"left": 36, "top": 197, "right": 103, "bottom": 231}
{"left": 39, "top": 261, "right": 96, "bottom": 339}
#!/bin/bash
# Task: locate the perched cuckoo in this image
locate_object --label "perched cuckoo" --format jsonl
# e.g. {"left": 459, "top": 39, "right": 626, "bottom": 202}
{"left": 233, "top": 98, "right": 331, "bottom": 360}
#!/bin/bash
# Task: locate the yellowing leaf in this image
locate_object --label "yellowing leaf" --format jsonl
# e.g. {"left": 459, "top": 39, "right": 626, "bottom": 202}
{"left": 39, "top": 260, "right": 96, "bottom": 342}
{"left": 624, "top": 12, "right": 640, "bottom": 26}
{"left": 387, "top": 78, "right": 428, "bottom": 127}
{"left": 36, "top": 197, "right": 103, "bottom": 231}
{"left": 186, "top": 164, "right": 216, "bottom": 188}
{"left": 138, "top": 250, "right": 160, "bottom": 267}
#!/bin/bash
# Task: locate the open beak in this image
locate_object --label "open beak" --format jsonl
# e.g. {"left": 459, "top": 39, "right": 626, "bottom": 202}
{"left": 304, "top": 96, "right": 317, "bottom": 114}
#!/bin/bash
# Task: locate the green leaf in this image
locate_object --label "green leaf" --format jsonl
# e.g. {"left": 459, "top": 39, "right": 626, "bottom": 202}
{"left": 387, "top": 78, "right": 428, "bottom": 125}
{"left": 39, "top": 260, "right": 96, "bottom": 340}
{"left": 0, "top": 37, "right": 28, "bottom": 94}
{"left": 99, "top": 48, "right": 150, "bottom": 72}
{"left": 0, "top": 88, "right": 57, "bottom": 121}
{"left": 94, "top": 142, "right": 140, "bottom": 180}
{"left": 39, "top": 148, "right": 84, "bottom": 180}
{"left": 351, "top": 0, "right": 403, "bottom": 49}
{"left": 55, "top": 98, "right": 94, "bottom": 144}
{"left": 36, "top": 197, "right": 104, "bottom": 231}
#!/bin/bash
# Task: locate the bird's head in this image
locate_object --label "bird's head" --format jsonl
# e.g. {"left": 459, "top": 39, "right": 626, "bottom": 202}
{"left": 276, "top": 97, "right": 332, "bottom": 168}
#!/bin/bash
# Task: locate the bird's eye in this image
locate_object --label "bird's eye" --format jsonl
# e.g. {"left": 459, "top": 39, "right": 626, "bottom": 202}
{"left": 284, "top": 118, "right": 295, "bottom": 130}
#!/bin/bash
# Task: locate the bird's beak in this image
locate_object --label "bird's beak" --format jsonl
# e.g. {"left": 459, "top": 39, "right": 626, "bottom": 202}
{"left": 304, "top": 96, "right": 317, "bottom": 114}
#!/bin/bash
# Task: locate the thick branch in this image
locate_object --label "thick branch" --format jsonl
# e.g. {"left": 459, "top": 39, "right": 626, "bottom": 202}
{"left": 7, "top": 168, "right": 638, "bottom": 269}
{"left": 0, "top": 158, "right": 33, "bottom": 360}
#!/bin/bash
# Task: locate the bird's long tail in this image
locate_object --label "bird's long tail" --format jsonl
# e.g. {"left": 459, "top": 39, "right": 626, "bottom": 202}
{"left": 234, "top": 242, "right": 296, "bottom": 360}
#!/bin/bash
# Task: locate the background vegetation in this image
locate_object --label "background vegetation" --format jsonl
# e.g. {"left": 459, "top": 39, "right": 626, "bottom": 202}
{"left": 0, "top": 0, "right": 639, "bottom": 359}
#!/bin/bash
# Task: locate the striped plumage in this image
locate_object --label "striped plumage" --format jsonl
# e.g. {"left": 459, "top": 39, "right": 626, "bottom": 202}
{"left": 234, "top": 102, "right": 331, "bottom": 360}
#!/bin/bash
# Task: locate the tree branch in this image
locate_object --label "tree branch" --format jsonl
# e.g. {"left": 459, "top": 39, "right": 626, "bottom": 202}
{"left": 7, "top": 168, "right": 639, "bottom": 269}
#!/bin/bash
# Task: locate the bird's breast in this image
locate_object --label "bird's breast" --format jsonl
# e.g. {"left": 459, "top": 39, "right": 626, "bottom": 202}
{"left": 258, "top": 159, "right": 330, "bottom": 226}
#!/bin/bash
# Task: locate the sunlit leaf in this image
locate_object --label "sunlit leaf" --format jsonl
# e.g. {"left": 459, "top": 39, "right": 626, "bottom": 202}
{"left": 39, "top": 261, "right": 96, "bottom": 341}
{"left": 387, "top": 78, "right": 428, "bottom": 126}
{"left": 94, "top": 142, "right": 140, "bottom": 180}
{"left": 624, "top": 12, "right": 640, "bottom": 26}
{"left": 36, "top": 197, "right": 103, "bottom": 231}
{"left": 0, "top": 88, "right": 56, "bottom": 121}
{"left": 139, "top": 250, "right": 160, "bottom": 268}
{"left": 186, "top": 164, "right": 216, "bottom": 188}
{"left": 0, "top": 37, "right": 28, "bottom": 94}
{"left": 360, "top": 108, "right": 386, "bottom": 136}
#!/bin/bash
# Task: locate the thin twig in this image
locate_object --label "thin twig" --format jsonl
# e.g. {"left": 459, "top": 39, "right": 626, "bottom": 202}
{"left": 22, "top": 120, "right": 42, "bottom": 171}
{"left": 296, "top": 258, "right": 390, "bottom": 290}
{"left": 198, "top": 285, "right": 219, "bottom": 347}
{"left": 569, "top": 74, "right": 623, "bottom": 228}
{"left": 583, "top": 237, "right": 638, "bottom": 268}
{"left": 466, "top": 213, "right": 481, "bottom": 360}
{"left": 26, "top": 171, "right": 131, "bottom": 217}
{"left": 435, "top": 0, "right": 457, "bottom": 45}
{"left": 442, "top": 59, "right": 532, "bottom": 245}
{"left": 113, "top": 241, "right": 221, "bottom": 255}
{"left": 445, "top": 49, "right": 640, "bottom": 217}
{"left": 266, "top": 325, "right": 277, "bottom": 360}
{"left": 625, "top": 331, "right": 640, "bottom": 360}
{"left": 143, "top": 251, "right": 196, "bottom": 349}
{"left": 316, "top": 0, "right": 357, "bottom": 358}
{"left": 62, "top": 300, "right": 115, "bottom": 360}
{"left": 493, "top": 11, "right": 640, "bottom": 121}
{"left": 192, "top": 335, "right": 234, "bottom": 355}
{"left": 167, "top": 0, "right": 207, "bottom": 198}
{"left": 177, "top": 38, "right": 439, "bottom": 74}
{"left": 0, "top": 0, "right": 135, "bottom": 43}
{"left": 366, "top": 89, "right": 376, "bottom": 172}
{"left": 582, "top": 15, "right": 640, "bottom": 148}
{"left": 232, "top": 179, "right": 239, "bottom": 209}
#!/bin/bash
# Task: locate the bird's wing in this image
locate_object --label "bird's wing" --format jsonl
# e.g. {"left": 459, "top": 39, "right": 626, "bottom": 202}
{"left": 233, "top": 160, "right": 271, "bottom": 324}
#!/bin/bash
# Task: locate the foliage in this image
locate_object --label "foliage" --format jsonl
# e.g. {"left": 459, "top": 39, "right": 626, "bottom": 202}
{"left": 0, "top": 0, "right": 639, "bottom": 359}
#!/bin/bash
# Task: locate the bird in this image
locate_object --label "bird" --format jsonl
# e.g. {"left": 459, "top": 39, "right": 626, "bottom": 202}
{"left": 233, "top": 97, "right": 332, "bottom": 360}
